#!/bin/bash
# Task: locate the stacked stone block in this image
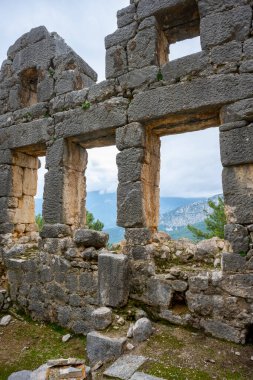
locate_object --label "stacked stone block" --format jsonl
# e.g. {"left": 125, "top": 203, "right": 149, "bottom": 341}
{"left": 44, "top": 139, "right": 87, "bottom": 228}
{"left": 0, "top": 150, "right": 39, "bottom": 235}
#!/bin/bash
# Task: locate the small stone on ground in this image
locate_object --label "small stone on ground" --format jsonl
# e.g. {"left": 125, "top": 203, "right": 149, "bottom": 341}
{"left": 62, "top": 333, "right": 71, "bottom": 343}
{"left": 130, "top": 372, "right": 165, "bottom": 380}
{"left": 103, "top": 355, "right": 147, "bottom": 379}
{"left": 0, "top": 314, "right": 12, "bottom": 326}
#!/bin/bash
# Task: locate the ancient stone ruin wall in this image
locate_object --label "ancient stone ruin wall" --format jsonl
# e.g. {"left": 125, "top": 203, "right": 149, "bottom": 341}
{"left": 0, "top": 0, "right": 253, "bottom": 343}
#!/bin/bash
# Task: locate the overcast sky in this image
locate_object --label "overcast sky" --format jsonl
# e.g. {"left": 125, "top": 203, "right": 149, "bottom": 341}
{"left": 0, "top": 0, "right": 222, "bottom": 198}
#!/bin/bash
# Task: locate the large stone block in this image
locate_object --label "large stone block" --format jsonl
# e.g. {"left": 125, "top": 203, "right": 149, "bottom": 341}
{"left": 210, "top": 42, "right": 242, "bottom": 65}
{"left": 137, "top": 0, "right": 186, "bottom": 20}
{"left": 117, "top": 181, "right": 145, "bottom": 227}
{"left": 127, "top": 27, "right": 162, "bottom": 70}
{"left": 221, "top": 253, "right": 247, "bottom": 272}
{"left": 117, "top": 4, "right": 136, "bottom": 28}
{"left": 224, "top": 224, "right": 249, "bottom": 253}
{"left": 0, "top": 150, "right": 12, "bottom": 165}
{"left": 13, "top": 196, "right": 35, "bottom": 224}
{"left": 40, "top": 223, "right": 71, "bottom": 238}
{"left": 0, "top": 118, "right": 54, "bottom": 150}
{"left": 220, "top": 99, "right": 253, "bottom": 123}
{"left": 0, "top": 165, "right": 23, "bottom": 197}
{"left": 162, "top": 52, "right": 209, "bottom": 82}
{"left": 106, "top": 45, "right": 128, "bottom": 79}
{"left": 198, "top": 0, "right": 249, "bottom": 17}
{"left": 118, "top": 66, "right": 159, "bottom": 90}
{"left": 117, "top": 148, "right": 145, "bottom": 183}
{"left": 143, "top": 277, "right": 173, "bottom": 308}
{"left": 98, "top": 252, "right": 129, "bottom": 307}
{"left": 125, "top": 228, "right": 153, "bottom": 245}
{"left": 87, "top": 331, "right": 127, "bottom": 365}
{"left": 22, "top": 168, "right": 37, "bottom": 196}
{"left": 74, "top": 229, "right": 108, "bottom": 249}
{"left": 55, "top": 98, "right": 128, "bottom": 139}
{"left": 116, "top": 123, "right": 145, "bottom": 151}
{"left": 128, "top": 74, "right": 253, "bottom": 124}
{"left": 46, "top": 139, "right": 87, "bottom": 171}
{"left": 43, "top": 169, "right": 64, "bottom": 223}
{"left": 105, "top": 22, "right": 137, "bottom": 49}
{"left": 220, "top": 123, "right": 253, "bottom": 166}
{"left": 221, "top": 273, "right": 253, "bottom": 298}
{"left": 200, "top": 319, "right": 244, "bottom": 344}
{"left": 200, "top": 6, "right": 252, "bottom": 50}
{"left": 222, "top": 165, "right": 253, "bottom": 224}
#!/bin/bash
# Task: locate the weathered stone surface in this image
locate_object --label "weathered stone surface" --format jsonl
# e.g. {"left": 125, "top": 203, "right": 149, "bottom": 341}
{"left": 224, "top": 224, "right": 249, "bottom": 253}
{"left": 117, "top": 5, "right": 136, "bottom": 28}
{"left": 119, "top": 66, "right": 158, "bottom": 90}
{"left": 220, "top": 123, "right": 253, "bottom": 166}
{"left": 200, "top": 319, "right": 243, "bottom": 343}
{"left": 117, "top": 181, "right": 145, "bottom": 227}
{"left": 130, "top": 372, "right": 164, "bottom": 380}
{"left": 106, "top": 45, "right": 128, "bottom": 79}
{"left": 221, "top": 273, "right": 253, "bottom": 298}
{"left": 91, "top": 307, "right": 112, "bottom": 330}
{"left": 200, "top": 6, "right": 252, "bottom": 49}
{"left": 0, "top": 118, "right": 53, "bottom": 150}
{"left": 221, "top": 99, "right": 253, "bottom": 123}
{"left": 117, "top": 148, "right": 145, "bottom": 183}
{"left": 159, "top": 309, "right": 191, "bottom": 326}
{"left": 127, "top": 27, "right": 161, "bottom": 70}
{"left": 144, "top": 277, "right": 173, "bottom": 307}
{"left": 125, "top": 228, "right": 152, "bottom": 245}
{"left": 186, "top": 292, "right": 223, "bottom": 316}
{"left": 128, "top": 75, "right": 253, "bottom": 123}
{"left": 98, "top": 252, "right": 129, "bottom": 307}
{"left": 86, "top": 331, "right": 127, "bottom": 365}
{"left": 105, "top": 22, "right": 138, "bottom": 49}
{"left": 211, "top": 42, "right": 242, "bottom": 65}
{"left": 188, "top": 273, "right": 209, "bottom": 293}
{"left": 73, "top": 229, "right": 108, "bottom": 248}
{"left": 8, "top": 371, "right": 32, "bottom": 380}
{"left": 40, "top": 224, "right": 71, "bottom": 238}
{"left": 222, "top": 165, "right": 253, "bottom": 224}
{"left": 88, "top": 80, "right": 116, "bottom": 103}
{"left": 116, "top": 123, "right": 145, "bottom": 151}
{"left": 55, "top": 98, "right": 128, "bottom": 138}
{"left": 162, "top": 52, "right": 209, "bottom": 82}
{"left": 198, "top": 0, "right": 249, "bottom": 17}
{"left": 221, "top": 253, "right": 247, "bottom": 272}
{"left": 133, "top": 318, "right": 153, "bottom": 342}
{"left": 104, "top": 355, "right": 147, "bottom": 380}
{"left": 0, "top": 314, "right": 12, "bottom": 326}
{"left": 137, "top": 0, "right": 185, "bottom": 20}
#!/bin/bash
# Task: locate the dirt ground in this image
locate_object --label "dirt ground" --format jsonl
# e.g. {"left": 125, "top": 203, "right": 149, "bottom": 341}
{"left": 0, "top": 314, "right": 253, "bottom": 380}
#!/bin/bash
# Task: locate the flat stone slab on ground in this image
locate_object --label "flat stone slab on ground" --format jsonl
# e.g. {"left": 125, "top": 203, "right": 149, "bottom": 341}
{"left": 104, "top": 355, "right": 147, "bottom": 379}
{"left": 130, "top": 372, "right": 165, "bottom": 380}
{"left": 8, "top": 371, "right": 32, "bottom": 380}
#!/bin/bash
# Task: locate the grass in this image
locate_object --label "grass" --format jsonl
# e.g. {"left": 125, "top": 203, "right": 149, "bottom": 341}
{"left": 0, "top": 315, "right": 86, "bottom": 380}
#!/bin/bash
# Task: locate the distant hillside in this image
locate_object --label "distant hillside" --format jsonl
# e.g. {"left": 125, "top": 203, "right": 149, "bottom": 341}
{"left": 35, "top": 193, "right": 221, "bottom": 244}
{"left": 160, "top": 194, "right": 221, "bottom": 230}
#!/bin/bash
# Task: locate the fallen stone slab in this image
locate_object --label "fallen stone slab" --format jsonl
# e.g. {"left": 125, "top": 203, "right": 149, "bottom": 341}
{"left": 130, "top": 372, "right": 165, "bottom": 380}
{"left": 59, "top": 366, "right": 83, "bottom": 379}
{"left": 87, "top": 331, "right": 127, "bottom": 365}
{"left": 104, "top": 355, "right": 147, "bottom": 380}
{"left": 47, "top": 358, "right": 85, "bottom": 367}
{"left": 0, "top": 314, "right": 12, "bottom": 326}
{"left": 8, "top": 371, "right": 32, "bottom": 380}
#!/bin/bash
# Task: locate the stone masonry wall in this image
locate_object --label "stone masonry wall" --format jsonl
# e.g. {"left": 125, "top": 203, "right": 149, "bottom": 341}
{"left": 0, "top": 0, "right": 253, "bottom": 344}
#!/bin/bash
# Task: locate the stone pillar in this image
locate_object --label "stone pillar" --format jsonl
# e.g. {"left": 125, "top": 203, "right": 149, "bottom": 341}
{"left": 220, "top": 102, "right": 253, "bottom": 271}
{"left": 116, "top": 122, "right": 160, "bottom": 248}
{"left": 44, "top": 139, "right": 87, "bottom": 229}
{"left": 0, "top": 149, "right": 39, "bottom": 235}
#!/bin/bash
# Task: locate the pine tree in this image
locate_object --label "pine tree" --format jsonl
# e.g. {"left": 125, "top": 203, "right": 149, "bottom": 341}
{"left": 187, "top": 197, "right": 226, "bottom": 240}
